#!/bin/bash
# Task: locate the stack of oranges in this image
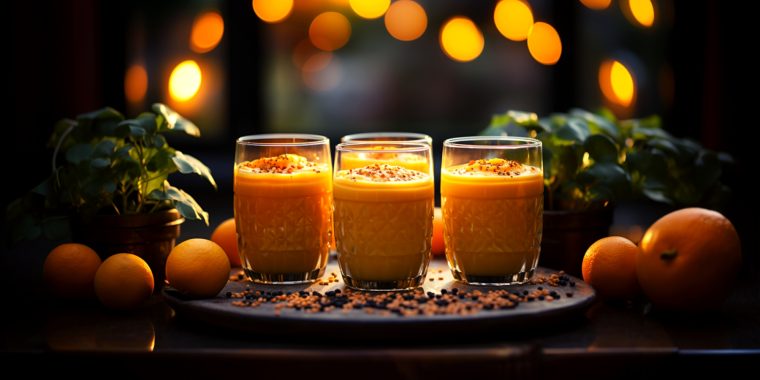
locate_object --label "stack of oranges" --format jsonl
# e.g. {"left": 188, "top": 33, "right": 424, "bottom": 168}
{"left": 43, "top": 219, "right": 236, "bottom": 310}
{"left": 582, "top": 207, "right": 741, "bottom": 311}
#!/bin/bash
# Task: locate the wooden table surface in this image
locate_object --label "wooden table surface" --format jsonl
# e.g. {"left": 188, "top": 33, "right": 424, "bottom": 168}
{"left": 2, "top": 202, "right": 758, "bottom": 378}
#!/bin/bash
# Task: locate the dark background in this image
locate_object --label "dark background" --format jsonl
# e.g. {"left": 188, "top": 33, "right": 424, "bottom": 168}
{"left": 8, "top": 0, "right": 755, "bottom": 272}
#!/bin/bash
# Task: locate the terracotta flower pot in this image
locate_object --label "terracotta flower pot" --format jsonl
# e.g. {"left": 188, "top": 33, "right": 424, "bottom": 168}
{"left": 73, "top": 209, "right": 184, "bottom": 291}
{"left": 539, "top": 206, "right": 613, "bottom": 277}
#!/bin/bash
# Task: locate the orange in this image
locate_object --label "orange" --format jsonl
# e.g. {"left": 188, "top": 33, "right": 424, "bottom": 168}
{"left": 43, "top": 243, "right": 102, "bottom": 299}
{"left": 637, "top": 208, "right": 741, "bottom": 311}
{"left": 211, "top": 218, "right": 241, "bottom": 267}
{"left": 432, "top": 207, "right": 445, "bottom": 255}
{"left": 582, "top": 236, "right": 641, "bottom": 300}
{"left": 165, "top": 238, "right": 230, "bottom": 298}
{"left": 94, "top": 253, "right": 154, "bottom": 310}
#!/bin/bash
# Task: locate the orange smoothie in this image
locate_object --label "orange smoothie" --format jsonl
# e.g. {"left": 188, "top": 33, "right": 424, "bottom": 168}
{"left": 441, "top": 158, "right": 543, "bottom": 281}
{"left": 340, "top": 147, "right": 429, "bottom": 173}
{"left": 334, "top": 164, "right": 434, "bottom": 287}
{"left": 234, "top": 154, "right": 332, "bottom": 280}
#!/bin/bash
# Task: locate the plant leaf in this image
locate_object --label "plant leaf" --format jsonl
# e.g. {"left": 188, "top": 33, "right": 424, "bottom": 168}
{"left": 94, "top": 140, "right": 116, "bottom": 157}
{"left": 116, "top": 121, "right": 148, "bottom": 138}
{"left": 171, "top": 151, "right": 217, "bottom": 188}
{"left": 584, "top": 134, "right": 618, "bottom": 163}
{"left": 570, "top": 108, "right": 620, "bottom": 139}
{"left": 153, "top": 103, "right": 201, "bottom": 137}
{"left": 65, "top": 143, "right": 94, "bottom": 164}
{"left": 555, "top": 119, "right": 590, "bottom": 143}
{"left": 148, "top": 184, "right": 209, "bottom": 225}
{"left": 90, "top": 158, "right": 111, "bottom": 169}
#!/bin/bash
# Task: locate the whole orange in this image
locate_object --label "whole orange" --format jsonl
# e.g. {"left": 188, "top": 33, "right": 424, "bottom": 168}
{"left": 637, "top": 208, "right": 741, "bottom": 311}
{"left": 582, "top": 236, "right": 641, "bottom": 300}
{"left": 165, "top": 238, "right": 230, "bottom": 298}
{"left": 211, "top": 218, "right": 241, "bottom": 267}
{"left": 43, "top": 243, "right": 102, "bottom": 299}
{"left": 432, "top": 207, "right": 445, "bottom": 255}
{"left": 94, "top": 253, "right": 154, "bottom": 310}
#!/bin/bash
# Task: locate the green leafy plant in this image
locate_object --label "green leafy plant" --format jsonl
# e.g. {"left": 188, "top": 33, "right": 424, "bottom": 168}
{"left": 7, "top": 103, "right": 216, "bottom": 242}
{"left": 481, "top": 109, "right": 732, "bottom": 211}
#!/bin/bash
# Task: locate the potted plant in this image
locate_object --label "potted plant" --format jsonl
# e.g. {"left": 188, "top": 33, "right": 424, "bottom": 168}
{"left": 481, "top": 108, "right": 731, "bottom": 275}
{"left": 7, "top": 104, "right": 216, "bottom": 288}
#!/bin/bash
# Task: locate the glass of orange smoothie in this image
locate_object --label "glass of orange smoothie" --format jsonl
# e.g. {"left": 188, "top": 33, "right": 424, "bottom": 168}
{"left": 334, "top": 142, "right": 434, "bottom": 290}
{"left": 339, "top": 133, "right": 432, "bottom": 173}
{"left": 234, "top": 134, "right": 332, "bottom": 284}
{"left": 441, "top": 137, "right": 543, "bottom": 285}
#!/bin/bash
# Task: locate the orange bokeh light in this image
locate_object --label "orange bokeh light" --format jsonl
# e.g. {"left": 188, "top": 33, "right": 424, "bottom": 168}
{"left": 384, "top": 0, "right": 427, "bottom": 42}
{"left": 439, "top": 17, "right": 484, "bottom": 62}
{"left": 252, "top": 0, "right": 293, "bottom": 23}
{"left": 599, "top": 59, "right": 635, "bottom": 107}
{"left": 190, "top": 11, "right": 224, "bottom": 53}
{"left": 624, "top": 0, "right": 655, "bottom": 27}
{"left": 125, "top": 64, "right": 148, "bottom": 103}
{"left": 494, "top": 0, "right": 534, "bottom": 41}
{"left": 527, "top": 22, "right": 562, "bottom": 65}
{"left": 349, "top": 0, "right": 389, "bottom": 19}
{"left": 309, "top": 12, "right": 352, "bottom": 51}
{"left": 580, "top": 0, "right": 612, "bottom": 10}
{"left": 169, "top": 60, "right": 202, "bottom": 102}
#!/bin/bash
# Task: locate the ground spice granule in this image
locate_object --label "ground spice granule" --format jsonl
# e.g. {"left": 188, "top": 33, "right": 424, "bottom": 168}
{"left": 227, "top": 271, "right": 576, "bottom": 317}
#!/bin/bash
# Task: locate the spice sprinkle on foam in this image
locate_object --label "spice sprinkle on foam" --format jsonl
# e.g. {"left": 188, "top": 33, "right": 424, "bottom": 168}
{"left": 450, "top": 158, "right": 540, "bottom": 177}
{"left": 338, "top": 164, "right": 428, "bottom": 183}
{"left": 239, "top": 154, "right": 324, "bottom": 174}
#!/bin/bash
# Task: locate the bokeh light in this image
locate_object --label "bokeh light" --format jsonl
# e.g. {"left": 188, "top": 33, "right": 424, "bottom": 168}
{"left": 190, "top": 11, "right": 224, "bottom": 53}
{"left": 309, "top": 12, "right": 352, "bottom": 51}
{"left": 440, "top": 17, "right": 484, "bottom": 62}
{"left": 527, "top": 22, "right": 562, "bottom": 65}
{"left": 349, "top": 0, "right": 389, "bottom": 20}
{"left": 494, "top": 0, "right": 534, "bottom": 41}
{"left": 125, "top": 64, "right": 148, "bottom": 103}
{"left": 252, "top": 0, "right": 293, "bottom": 23}
{"left": 384, "top": 0, "right": 427, "bottom": 42}
{"left": 580, "top": 0, "right": 612, "bottom": 10}
{"left": 625, "top": 0, "right": 655, "bottom": 27}
{"left": 599, "top": 59, "right": 635, "bottom": 107}
{"left": 169, "top": 60, "right": 202, "bottom": 102}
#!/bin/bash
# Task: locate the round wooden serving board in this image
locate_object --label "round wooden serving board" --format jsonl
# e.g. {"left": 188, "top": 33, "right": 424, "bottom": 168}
{"left": 163, "top": 259, "right": 595, "bottom": 340}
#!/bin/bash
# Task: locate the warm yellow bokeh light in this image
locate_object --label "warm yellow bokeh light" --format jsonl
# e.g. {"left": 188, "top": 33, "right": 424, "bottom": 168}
{"left": 440, "top": 17, "right": 484, "bottom": 62}
{"left": 190, "top": 11, "right": 224, "bottom": 53}
{"left": 169, "top": 60, "right": 202, "bottom": 102}
{"left": 626, "top": 0, "right": 655, "bottom": 27}
{"left": 580, "top": 0, "right": 612, "bottom": 10}
{"left": 494, "top": 0, "right": 534, "bottom": 41}
{"left": 125, "top": 64, "right": 148, "bottom": 103}
{"left": 309, "top": 12, "right": 352, "bottom": 51}
{"left": 252, "top": 0, "right": 293, "bottom": 23}
{"left": 384, "top": 0, "right": 427, "bottom": 41}
{"left": 599, "top": 60, "right": 635, "bottom": 107}
{"left": 350, "top": 0, "right": 389, "bottom": 19}
{"left": 527, "top": 22, "right": 562, "bottom": 65}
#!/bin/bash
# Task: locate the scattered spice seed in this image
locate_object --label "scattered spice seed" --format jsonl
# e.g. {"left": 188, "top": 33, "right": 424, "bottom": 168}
{"left": 227, "top": 271, "right": 578, "bottom": 317}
